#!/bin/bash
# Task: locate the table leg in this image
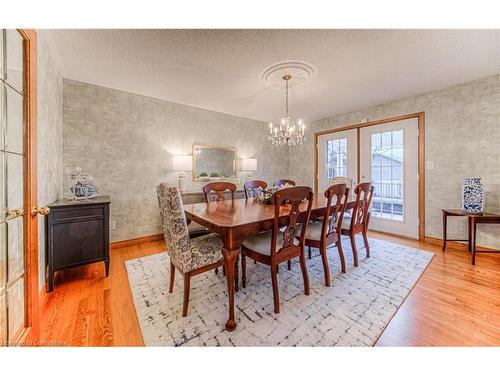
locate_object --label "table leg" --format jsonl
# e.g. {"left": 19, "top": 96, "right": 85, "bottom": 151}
{"left": 442, "top": 210, "right": 447, "bottom": 251}
{"left": 467, "top": 216, "right": 472, "bottom": 253}
{"left": 471, "top": 218, "right": 477, "bottom": 265}
{"left": 222, "top": 234, "right": 240, "bottom": 331}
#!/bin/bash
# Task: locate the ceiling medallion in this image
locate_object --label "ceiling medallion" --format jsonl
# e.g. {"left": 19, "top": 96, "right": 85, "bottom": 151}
{"left": 261, "top": 60, "right": 316, "bottom": 89}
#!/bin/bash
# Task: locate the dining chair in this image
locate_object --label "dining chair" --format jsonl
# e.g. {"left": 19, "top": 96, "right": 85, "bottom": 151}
{"left": 273, "top": 179, "right": 296, "bottom": 187}
{"left": 157, "top": 183, "right": 227, "bottom": 317}
{"left": 240, "top": 186, "right": 314, "bottom": 314}
{"left": 296, "top": 183, "right": 349, "bottom": 286}
{"left": 243, "top": 180, "right": 267, "bottom": 199}
{"left": 341, "top": 182, "right": 374, "bottom": 267}
{"left": 202, "top": 181, "right": 237, "bottom": 202}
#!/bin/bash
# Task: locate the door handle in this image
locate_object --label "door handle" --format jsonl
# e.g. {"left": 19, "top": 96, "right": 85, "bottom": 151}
{"left": 31, "top": 206, "right": 51, "bottom": 217}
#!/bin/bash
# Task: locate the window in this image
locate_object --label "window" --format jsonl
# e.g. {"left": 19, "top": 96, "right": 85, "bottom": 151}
{"left": 371, "top": 130, "right": 404, "bottom": 221}
{"left": 325, "top": 138, "right": 347, "bottom": 183}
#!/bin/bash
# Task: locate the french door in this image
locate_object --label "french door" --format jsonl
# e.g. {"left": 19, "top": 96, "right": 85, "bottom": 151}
{"left": 0, "top": 29, "right": 39, "bottom": 346}
{"left": 316, "top": 116, "right": 421, "bottom": 239}
{"left": 360, "top": 118, "right": 419, "bottom": 239}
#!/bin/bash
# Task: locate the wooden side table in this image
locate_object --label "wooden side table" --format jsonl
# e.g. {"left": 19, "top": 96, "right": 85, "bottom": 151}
{"left": 442, "top": 209, "right": 500, "bottom": 265}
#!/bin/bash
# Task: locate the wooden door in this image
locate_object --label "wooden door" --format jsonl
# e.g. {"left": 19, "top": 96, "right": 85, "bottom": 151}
{"left": 0, "top": 29, "right": 38, "bottom": 346}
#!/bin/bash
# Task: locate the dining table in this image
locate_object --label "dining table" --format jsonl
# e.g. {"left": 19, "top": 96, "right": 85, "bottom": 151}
{"left": 184, "top": 195, "right": 356, "bottom": 331}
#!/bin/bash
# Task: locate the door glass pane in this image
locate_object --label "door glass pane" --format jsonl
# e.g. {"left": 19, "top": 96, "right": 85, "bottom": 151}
{"left": 7, "top": 216, "right": 23, "bottom": 283}
{"left": 371, "top": 130, "right": 404, "bottom": 221}
{"left": 5, "top": 29, "right": 23, "bottom": 94}
{"left": 7, "top": 152, "right": 23, "bottom": 210}
{"left": 0, "top": 223, "right": 5, "bottom": 290}
{"left": 0, "top": 292, "right": 6, "bottom": 345}
{"left": 7, "top": 276, "right": 24, "bottom": 341}
{"left": 5, "top": 84, "right": 23, "bottom": 154}
{"left": 325, "top": 138, "right": 348, "bottom": 184}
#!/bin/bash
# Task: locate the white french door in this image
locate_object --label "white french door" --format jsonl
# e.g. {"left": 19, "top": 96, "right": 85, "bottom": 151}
{"left": 360, "top": 118, "right": 419, "bottom": 239}
{"left": 317, "top": 129, "right": 357, "bottom": 193}
{"left": 317, "top": 117, "right": 420, "bottom": 239}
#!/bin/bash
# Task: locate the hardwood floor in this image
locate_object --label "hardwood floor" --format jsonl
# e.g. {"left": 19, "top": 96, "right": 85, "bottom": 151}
{"left": 38, "top": 232, "right": 500, "bottom": 346}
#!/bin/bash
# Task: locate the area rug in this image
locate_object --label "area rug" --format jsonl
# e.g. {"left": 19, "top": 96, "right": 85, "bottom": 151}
{"left": 125, "top": 237, "right": 433, "bottom": 346}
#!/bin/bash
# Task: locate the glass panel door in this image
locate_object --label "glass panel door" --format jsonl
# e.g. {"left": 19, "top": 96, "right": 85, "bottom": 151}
{"left": 0, "top": 29, "right": 26, "bottom": 346}
{"left": 360, "top": 118, "right": 419, "bottom": 239}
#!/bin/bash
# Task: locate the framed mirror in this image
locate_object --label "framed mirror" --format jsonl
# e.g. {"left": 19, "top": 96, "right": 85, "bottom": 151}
{"left": 192, "top": 144, "right": 237, "bottom": 181}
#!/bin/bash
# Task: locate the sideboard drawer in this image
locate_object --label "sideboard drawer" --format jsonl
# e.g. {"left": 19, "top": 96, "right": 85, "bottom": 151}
{"left": 53, "top": 206, "right": 105, "bottom": 221}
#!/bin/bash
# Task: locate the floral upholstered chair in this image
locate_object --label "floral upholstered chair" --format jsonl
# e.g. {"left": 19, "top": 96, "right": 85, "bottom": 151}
{"left": 157, "top": 183, "right": 225, "bottom": 316}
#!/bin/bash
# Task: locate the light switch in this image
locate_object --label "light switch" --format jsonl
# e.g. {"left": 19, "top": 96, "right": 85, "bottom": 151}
{"left": 426, "top": 161, "right": 435, "bottom": 170}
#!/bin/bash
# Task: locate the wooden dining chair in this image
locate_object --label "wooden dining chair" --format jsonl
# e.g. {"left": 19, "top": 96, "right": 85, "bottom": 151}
{"left": 341, "top": 182, "right": 374, "bottom": 267}
{"left": 296, "top": 183, "right": 349, "bottom": 286}
{"left": 243, "top": 180, "right": 267, "bottom": 199}
{"left": 202, "top": 181, "right": 237, "bottom": 202}
{"left": 273, "top": 179, "right": 296, "bottom": 187}
{"left": 157, "top": 184, "right": 225, "bottom": 317}
{"left": 240, "top": 186, "right": 314, "bottom": 314}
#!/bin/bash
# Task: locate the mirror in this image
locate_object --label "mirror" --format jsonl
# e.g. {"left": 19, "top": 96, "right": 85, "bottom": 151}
{"left": 192, "top": 144, "right": 237, "bottom": 181}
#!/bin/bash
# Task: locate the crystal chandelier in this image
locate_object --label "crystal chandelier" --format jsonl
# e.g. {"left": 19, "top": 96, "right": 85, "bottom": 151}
{"left": 267, "top": 74, "right": 306, "bottom": 146}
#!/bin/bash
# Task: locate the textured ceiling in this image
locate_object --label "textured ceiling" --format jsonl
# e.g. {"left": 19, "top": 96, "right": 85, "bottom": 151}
{"left": 49, "top": 29, "right": 500, "bottom": 123}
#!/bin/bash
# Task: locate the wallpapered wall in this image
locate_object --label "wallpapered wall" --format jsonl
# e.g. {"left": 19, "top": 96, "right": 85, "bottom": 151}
{"left": 288, "top": 74, "right": 500, "bottom": 249}
{"left": 37, "top": 30, "right": 64, "bottom": 289}
{"left": 62, "top": 79, "right": 289, "bottom": 242}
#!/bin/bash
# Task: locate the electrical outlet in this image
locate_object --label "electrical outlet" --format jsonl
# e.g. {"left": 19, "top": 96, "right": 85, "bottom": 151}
{"left": 426, "top": 161, "right": 435, "bottom": 170}
{"left": 110, "top": 220, "right": 116, "bottom": 230}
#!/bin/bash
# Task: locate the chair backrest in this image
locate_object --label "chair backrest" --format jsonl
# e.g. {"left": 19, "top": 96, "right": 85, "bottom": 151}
{"left": 202, "top": 182, "right": 237, "bottom": 202}
{"left": 243, "top": 180, "right": 267, "bottom": 199}
{"left": 157, "top": 183, "right": 192, "bottom": 272}
{"left": 350, "top": 182, "right": 374, "bottom": 229}
{"left": 270, "top": 186, "right": 314, "bottom": 257}
{"left": 273, "top": 179, "right": 296, "bottom": 187}
{"left": 328, "top": 177, "right": 353, "bottom": 194}
{"left": 321, "top": 183, "right": 349, "bottom": 241}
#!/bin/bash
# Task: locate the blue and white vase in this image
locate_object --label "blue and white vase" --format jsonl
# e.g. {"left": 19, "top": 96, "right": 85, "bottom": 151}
{"left": 462, "top": 178, "right": 484, "bottom": 213}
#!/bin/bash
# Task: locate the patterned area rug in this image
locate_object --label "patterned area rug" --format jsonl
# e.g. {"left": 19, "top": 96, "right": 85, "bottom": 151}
{"left": 125, "top": 237, "right": 433, "bottom": 346}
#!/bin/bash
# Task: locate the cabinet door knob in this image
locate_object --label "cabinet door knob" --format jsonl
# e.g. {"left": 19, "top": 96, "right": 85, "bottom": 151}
{"left": 31, "top": 206, "right": 51, "bottom": 217}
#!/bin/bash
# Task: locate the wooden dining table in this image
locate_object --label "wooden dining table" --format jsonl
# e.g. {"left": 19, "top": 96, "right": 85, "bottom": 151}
{"left": 184, "top": 196, "right": 355, "bottom": 331}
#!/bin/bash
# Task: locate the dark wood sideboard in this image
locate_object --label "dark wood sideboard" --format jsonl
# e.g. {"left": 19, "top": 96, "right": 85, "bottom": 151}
{"left": 46, "top": 196, "right": 111, "bottom": 292}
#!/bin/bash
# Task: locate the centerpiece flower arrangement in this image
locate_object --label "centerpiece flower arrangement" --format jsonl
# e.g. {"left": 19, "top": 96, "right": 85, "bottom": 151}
{"left": 257, "top": 186, "right": 280, "bottom": 204}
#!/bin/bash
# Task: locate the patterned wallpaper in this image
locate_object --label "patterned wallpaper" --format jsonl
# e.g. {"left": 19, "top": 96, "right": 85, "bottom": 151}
{"left": 288, "top": 74, "right": 500, "bottom": 249}
{"left": 37, "top": 30, "right": 64, "bottom": 289}
{"left": 62, "top": 79, "right": 289, "bottom": 241}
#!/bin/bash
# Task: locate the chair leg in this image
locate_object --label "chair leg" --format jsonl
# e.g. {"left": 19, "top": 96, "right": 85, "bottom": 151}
{"left": 350, "top": 233, "right": 359, "bottom": 267}
{"left": 276, "top": 264, "right": 279, "bottom": 274}
{"left": 299, "top": 251, "right": 310, "bottom": 296}
{"left": 235, "top": 259, "right": 239, "bottom": 292}
{"left": 182, "top": 274, "right": 191, "bottom": 317}
{"left": 362, "top": 231, "right": 370, "bottom": 258}
{"left": 222, "top": 265, "right": 226, "bottom": 276}
{"left": 308, "top": 246, "right": 312, "bottom": 259}
{"left": 320, "top": 244, "right": 331, "bottom": 287}
{"left": 241, "top": 253, "right": 246, "bottom": 288}
{"left": 169, "top": 261, "right": 175, "bottom": 293}
{"left": 215, "top": 267, "right": 218, "bottom": 275}
{"left": 337, "top": 239, "right": 347, "bottom": 273}
{"left": 271, "top": 264, "right": 280, "bottom": 314}
{"left": 287, "top": 260, "right": 292, "bottom": 270}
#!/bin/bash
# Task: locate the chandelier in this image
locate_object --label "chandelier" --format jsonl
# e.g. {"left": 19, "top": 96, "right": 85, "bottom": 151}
{"left": 267, "top": 74, "right": 306, "bottom": 146}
